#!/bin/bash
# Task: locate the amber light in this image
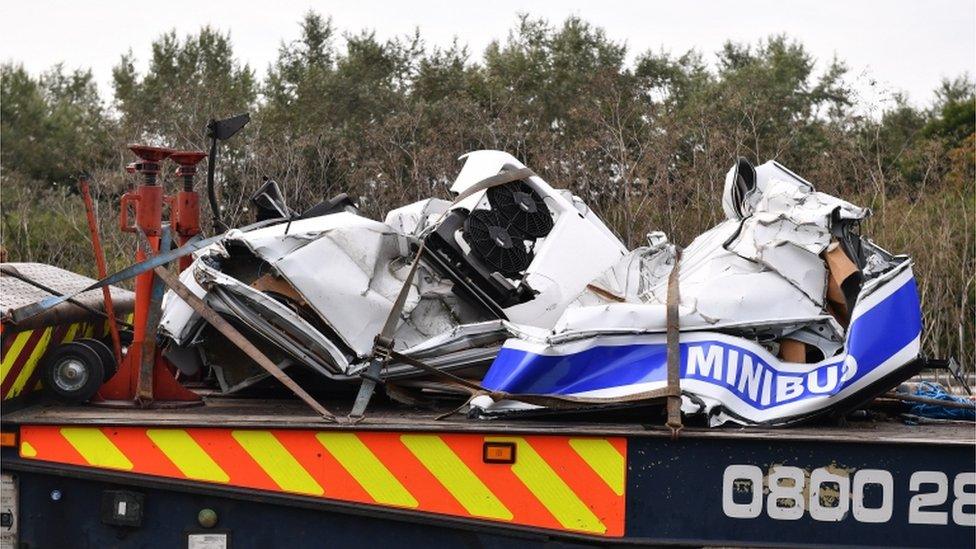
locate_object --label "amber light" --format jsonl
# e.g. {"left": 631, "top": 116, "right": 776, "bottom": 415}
{"left": 483, "top": 441, "right": 516, "bottom": 464}
{"left": 0, "top": 431, "right": 17, "bottom": 448}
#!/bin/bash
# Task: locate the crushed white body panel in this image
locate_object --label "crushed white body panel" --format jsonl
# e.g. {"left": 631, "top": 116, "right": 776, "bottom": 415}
{"left": 566, "top": 161, "right": 867, "bottom": 344}
{"left": 567, "top": 220, "right": 830, "bottom": 336}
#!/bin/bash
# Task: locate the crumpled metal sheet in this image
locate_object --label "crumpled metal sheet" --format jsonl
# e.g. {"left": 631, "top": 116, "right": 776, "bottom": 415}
{"left": 159, "top": 266, "right": 210, "bottom": 343}
{"left": 569, "top": 163, "right": 866, "bottom": 342}
{"left": 725, "top": 177, "right": 866, "bottom": 305}
{"left": 384, "top": 198, "right": 451, "bottom": 238}
{"left": 224, "top": 214, "right": 375, "bottom": 263}
{"left": 269, "top": 222, "right": 417, "bottom": 356}
{"left": 223, "top": 212, "right": 484, "bottom": 359}
{"left": 198, "top": 262, "right": 350, "bottom": 372}
{"left": 159, "top": 210, "right": 488, "bottom": 379}
{"left": 568, "top": 221, "right": 830, "bottom": 338}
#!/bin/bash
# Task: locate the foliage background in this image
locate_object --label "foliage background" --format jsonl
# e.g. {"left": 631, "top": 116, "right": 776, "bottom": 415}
{"left": 2, "top": 13, "right": 973, "bottom": 370}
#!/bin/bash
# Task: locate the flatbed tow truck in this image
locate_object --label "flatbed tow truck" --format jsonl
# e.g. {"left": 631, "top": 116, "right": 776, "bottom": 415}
{"left": 1, "top": 123, "right": 973, "bottom": 548}
{"left": 1, "top": 396, "right": 973, "bottom": 548}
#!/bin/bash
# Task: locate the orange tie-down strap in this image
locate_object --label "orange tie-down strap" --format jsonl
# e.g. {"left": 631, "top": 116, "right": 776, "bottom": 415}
{"left": 19, "top": 426, "right": 626, "bottom": 536}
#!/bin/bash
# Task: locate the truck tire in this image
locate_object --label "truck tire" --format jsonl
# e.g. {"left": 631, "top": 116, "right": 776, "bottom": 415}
{"left": 75, "top": 338, "right": 118, "bottom": 382}
{"left": 40, "top": 342, "right": 105, "bottom": 404}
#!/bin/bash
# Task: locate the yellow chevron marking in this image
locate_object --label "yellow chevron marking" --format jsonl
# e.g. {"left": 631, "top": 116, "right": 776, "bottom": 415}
{"left": 401, "top": 434, "right": 512, "bottom": 520}
{"left": 20, "top": 441, "right": 37, "bottom": 458}
{"left": 568, "top": 438, "right": 625, "bottom": 496}
{"left": 147, "top": 429, "right": 229, "bottom": 483}
{"left": 63, "top": 323, "right": 81, "bottom": 343}
{"left": 60, "top": 427, "right": 133, "bottom": 470}
{"left": 316, "top": 433, "right": 417, "bottom": 508}
{"left": 7, "top": 327, "right": 53, "bottom": 398}
{"left": 232, "top": 430, "right": 323, "bottom": 496}
{"left": 1, "top": 331, "right": 33, "bottom": 382}
{"left": 487, "top": 436, "right": 605, "bottom": 534}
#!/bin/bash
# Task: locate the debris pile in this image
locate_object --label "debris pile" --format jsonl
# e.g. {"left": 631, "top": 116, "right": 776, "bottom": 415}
{"left": 144, "top": 151, "right": 937, "bottom": 425}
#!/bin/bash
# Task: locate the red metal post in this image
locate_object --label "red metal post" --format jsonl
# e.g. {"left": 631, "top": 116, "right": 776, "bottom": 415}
{"left": 97, "top": 144, "right": 200, "bottom": 404}
{"left": 77, "top": 178, "right": 124, "bottom": 368}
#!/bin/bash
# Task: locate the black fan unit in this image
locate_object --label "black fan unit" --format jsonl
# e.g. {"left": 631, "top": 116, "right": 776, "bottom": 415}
{"left": 463, "top": 210, "right": 533, "bottom": 277}
{"left": 488, "top": 181, "right": 554, "bottom": 239}
{"left": 423, "top": 209, "right": 536, "bottom": 315}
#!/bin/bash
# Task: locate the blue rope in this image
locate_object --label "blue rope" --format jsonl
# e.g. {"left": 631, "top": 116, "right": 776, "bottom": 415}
{"left": 909, "top": 381, "right": 975, "bottom": 421}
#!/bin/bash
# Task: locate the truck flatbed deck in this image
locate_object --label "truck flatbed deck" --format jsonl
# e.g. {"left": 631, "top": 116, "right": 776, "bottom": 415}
{"left": 3, "top": 396, "right": 974, "bottom": 444}
{"left": 2, "top": 397, "right": 973, "bottom": 548}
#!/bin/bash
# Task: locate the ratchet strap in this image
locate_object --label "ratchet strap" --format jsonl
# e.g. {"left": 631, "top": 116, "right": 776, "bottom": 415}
{"left": 665, "top": 248, "right": 684, "bottom": 438}
{"left": 7, "top": 233, "right": 213, "bottom": 324}
{"left": 137, "top": 226, "right": 172, "bottom": 403}
{"left": 6, "top": 218, "right": 284, "bottom": 325}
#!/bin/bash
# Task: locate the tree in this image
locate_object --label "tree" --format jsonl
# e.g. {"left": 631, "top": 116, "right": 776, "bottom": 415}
{"left": 923, "top": 75, "right": 975, "bottom": 145}
{"left": 110, "top": 28, "right": 258, "bottom": 227}
{"left": 112, "top": 27, "right": 257, "bottom": 147}
{"left": 1, "top": 63, "right": 114, "bottom": 183}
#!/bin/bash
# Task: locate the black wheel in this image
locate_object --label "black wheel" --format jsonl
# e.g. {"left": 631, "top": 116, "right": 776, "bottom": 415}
{"left": 75, "top": 338, "right": 118, "bottom": 382}
{"left": 40, "top": 341, "right": 105, "bottom": 404}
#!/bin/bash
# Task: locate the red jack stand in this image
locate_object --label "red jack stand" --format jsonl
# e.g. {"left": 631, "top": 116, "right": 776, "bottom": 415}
{"left": 168, "top": 151, "right": 207, "bottom": 272}
{"left": 96, "top": 144, "right": 201, "bottom": 406}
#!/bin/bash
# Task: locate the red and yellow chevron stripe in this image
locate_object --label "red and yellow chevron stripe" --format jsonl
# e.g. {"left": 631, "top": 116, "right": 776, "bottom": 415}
{"left": 0, "top": 318, "right": 117, "bottom": 401}
{"left": 19, "top": 426, "right": 626, "bottom": 536}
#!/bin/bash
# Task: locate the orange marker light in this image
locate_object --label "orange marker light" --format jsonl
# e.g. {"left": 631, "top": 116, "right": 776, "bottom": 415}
{"left": 483, "top": 441, "right": 516, "bottom": 464}
{"left": 0, "top": 431, "right": 17, "bottom": 448}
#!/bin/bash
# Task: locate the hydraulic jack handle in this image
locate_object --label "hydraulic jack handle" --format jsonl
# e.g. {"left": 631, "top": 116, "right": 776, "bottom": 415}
{"left": 119, "top": 193, "right": 141, "bottom": 233}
